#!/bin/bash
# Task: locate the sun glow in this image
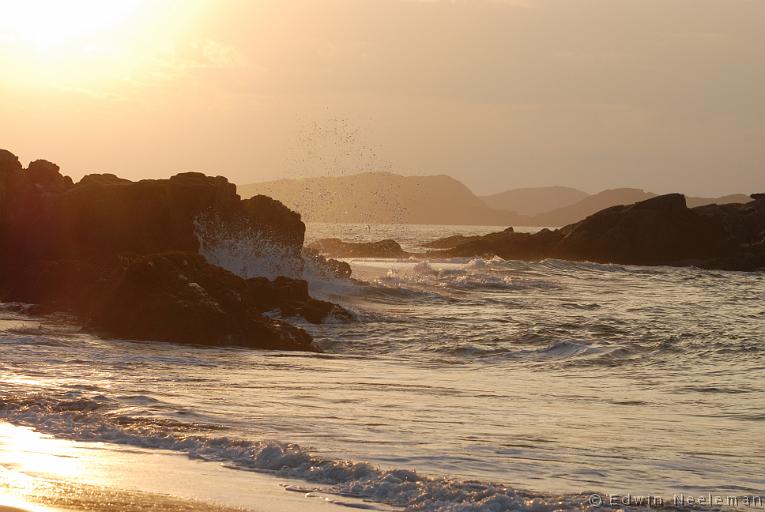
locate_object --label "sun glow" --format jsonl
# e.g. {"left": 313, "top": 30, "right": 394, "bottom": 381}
{"left": 0, "top": 423, "right": 83, "bottom": 481}
{"left": 0, "top": 0, "right": 149, "bottom": 49}
{"left": 0, "top": 0, "right": 194, "bottom": 92}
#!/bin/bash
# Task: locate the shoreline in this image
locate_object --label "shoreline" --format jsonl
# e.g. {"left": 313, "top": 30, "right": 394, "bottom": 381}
{"left": 0, "top": 422, "right": 396, "bottom": 512}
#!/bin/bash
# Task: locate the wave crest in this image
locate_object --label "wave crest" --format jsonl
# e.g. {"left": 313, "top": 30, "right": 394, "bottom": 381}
{"left": 374, "top": 258, "right": 556, "bottom": 292}
{"left": 0, "top": 390, "right": 602, "bottom": 512}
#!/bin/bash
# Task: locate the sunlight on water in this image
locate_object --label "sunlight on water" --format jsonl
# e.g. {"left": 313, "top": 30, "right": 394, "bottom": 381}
{"left": 0, "top": 424, "right": 83, "bottom": 481}
{"left": 0, "top": 224, "right": 763, "bottom": 511}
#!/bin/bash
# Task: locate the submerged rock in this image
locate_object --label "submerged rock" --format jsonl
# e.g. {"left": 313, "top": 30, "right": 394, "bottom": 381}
{"left": 308, "top": 238, "right": 410, "bottom": 258}
{"left": 421, "top": 233, "right": 485, "bottom": 250}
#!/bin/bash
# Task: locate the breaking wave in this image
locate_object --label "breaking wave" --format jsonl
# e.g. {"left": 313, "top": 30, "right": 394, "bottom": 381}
{"left": 0, "top": 390, "right": 601, "bottom": 512}
{"left": 3, "top": 221, "right": 764, "bottom": 511}
{"left": 194, "top": 214, "right": 303, "bottom": 279}
{"left": 373, "top": 258, "right": 557, "bottom": 292}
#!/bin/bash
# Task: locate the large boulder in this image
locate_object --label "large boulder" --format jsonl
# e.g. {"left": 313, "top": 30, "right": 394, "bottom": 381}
{"left": 0, "top": 149, "right": 22, "bottom": 173}
{"left": 439, "top": 227, "right": 561, "bottom": 260}
{"left": 26, "top": 159, "right": 73, "bottom": 192}
{"left": 435, "top": 193, "right": 765, "bottom": 271}
{"left": 302, "top": 247, "right": 353, "bottom": 279}
{"left": 77, "top": 173, "right": 131, "bottom": 186}
{"left": 2, "top": 165, "right": 305, "bottom": 264}
{"left": 552, "top": 194, "right": 725, "bottom": 265}
{"left": 247, "top": 275, "right": 353, "bottom": 324}
{"left": 0, "top": 156, "right": 307, "bottom": 294}
{"left": 0, "top": 149, "right": 348, "bottom": 351}
{"left": 195, "top": 193, "right": 306, "bottom": 279}
{"left": 89, "top": 252, "right": 320, "bottom": 351}
{"left": 0, "top": 149, "right": 23, "bottom": 221}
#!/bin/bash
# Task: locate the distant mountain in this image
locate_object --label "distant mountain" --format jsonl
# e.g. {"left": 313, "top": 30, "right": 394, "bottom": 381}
{"left": 530, "top": 188, "right": 656, "bottom": 226}
{"left": 239, "top": 173, "right": 751, "bottom": 227}
{"left": 685, "top": 194, "right": 752, "bottom": 208}
{"left": 528, "top": 188, "right": 751, "bottom": 227}
{"left": 238, "top": 172, "right": 521, "bottom": 226}
{"left": 481, "top": 186, "right": 588, "bottom": 216}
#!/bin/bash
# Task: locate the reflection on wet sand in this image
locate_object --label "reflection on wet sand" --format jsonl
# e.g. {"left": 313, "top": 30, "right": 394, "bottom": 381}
{"left": 0, "top": 422, "right": 243, "bottom": 511}
{"left": 0, "top": 423, "right": 391, "bottom": 512}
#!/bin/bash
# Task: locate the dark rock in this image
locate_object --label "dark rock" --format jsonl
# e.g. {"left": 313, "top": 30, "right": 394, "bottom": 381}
{"left": 194, "top": 193, "right": 307, "bottom": 279}
{"left": 248, "top": 275, "right": 353, "bottom": 324}
{"left": 78, "top": 173, "right": 132, "bottom": 186}
{"left": 0, "top": 148, "right": 348, "bottom": 351}
{"left": 302, "top": 247, "right": 353, "bottom": 279}
{"left": 7, "top": 257, "right": 123, "bottom": 317}
{"left": 0, "top": 149, "right": 22, "bottom": 173}
{"left": 1, "top": 158, "right": 306, "bottom": 275}
{"left": 26, "top": 159, "right": 74, "bottom": 192}
{"left": 439, "top": 226, "right": 557, "bottom": 260}
{"left": 422, "top": 233, "right": 486, "bottom": 249}
{"left": 551, "top": 193, "right": 724, "bottom": 265}
{"left": 438, "top": 194, "right": 765, "bottom": 271}
{"left": 89, "top": 252, "right": 320, "bottom": 351}
{"left": 308, "top": 238, "right": 410, "bottom": 258}
{"left": 241, "top": 194, "right": 305, "bottom": 249}
{"left": 0, "top": 150, "right": 22, "bottom": 219}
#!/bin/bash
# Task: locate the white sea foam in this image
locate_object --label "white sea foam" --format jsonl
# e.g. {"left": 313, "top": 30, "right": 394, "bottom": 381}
{"left": 463, "top": 256, "right": 504, "bottom": 270}
{"left": 3, "top": 222, "right": 764, "bottom": 511}
{"left": 0, "top": 390, "right": 608, "bottom": 512}
{"left": 194, "top": 215, "right": 302, "bottom": 279}
{"left": 374, "top": 258, "right": 556, "bottom": 291}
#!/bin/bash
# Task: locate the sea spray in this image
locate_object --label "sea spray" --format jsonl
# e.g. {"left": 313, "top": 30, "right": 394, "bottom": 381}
{"left": 2, "top": 230, "right": 763, "bottom": 510}
{"left": 194, "top": 213, "right": 303, "bottom": 280}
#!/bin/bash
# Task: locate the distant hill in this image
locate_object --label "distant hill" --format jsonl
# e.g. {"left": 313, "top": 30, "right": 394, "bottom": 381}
{"left": 685, "top": 194, "right": 752, "bottom": 208}
{"left": 527, "top": 188, "right": 751, "bottom": 226}
{"left": 481, "top": 186, "right": 588, "bottom": 216}
{"left": 238, "top": 172, "right": 521, "bottom": 226}
{"left": 239, "top": 173, "right": 751, "bottom": 227}
{"left": 530, "top": 188, "right": 656, "bottom": 226}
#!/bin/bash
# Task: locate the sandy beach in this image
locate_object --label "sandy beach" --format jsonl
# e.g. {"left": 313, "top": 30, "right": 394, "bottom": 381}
{"left": 0, "top": 422, "right": 394, "bottom": 512}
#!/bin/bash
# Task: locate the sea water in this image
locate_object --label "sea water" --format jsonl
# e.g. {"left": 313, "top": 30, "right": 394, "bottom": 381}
{"left": 1, "top": 223, "right": 763, "bottom": 511}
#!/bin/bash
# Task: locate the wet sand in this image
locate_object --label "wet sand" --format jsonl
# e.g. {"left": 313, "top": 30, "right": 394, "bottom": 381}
{"left": 0, "top": 422, "right": 395, "bottom": 512}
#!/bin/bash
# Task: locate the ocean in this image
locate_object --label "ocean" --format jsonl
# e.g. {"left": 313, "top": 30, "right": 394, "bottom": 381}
{"left": 1, "top": 223, "right": 763, "bottom": 511}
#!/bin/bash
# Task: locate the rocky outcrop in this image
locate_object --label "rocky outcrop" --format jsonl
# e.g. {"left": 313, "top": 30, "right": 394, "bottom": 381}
{"left": 0, "top": 149, "right": 348, "bottom": 351}
{"left": 249, "top": 274, "right": 353, "bottom": 323}
{"left": 302, "top": 247, "right": 353, "bottom": 279}
{"left": 434, "top": 193, "right": 765, "bottom": 271}
{"left": 308, "top": 238, "right": 411, "bottom": 258}
{"left": 436, "top": 226, "right": 561, "bottom": 261}
{"left": 3, "top": 163, "right": 305, "bottom": 272}
{"left": 422, "top": 234, "right": 484, "bottom": 249}
{"left": 90, "top": 252, "right": 320, "bottom": 351}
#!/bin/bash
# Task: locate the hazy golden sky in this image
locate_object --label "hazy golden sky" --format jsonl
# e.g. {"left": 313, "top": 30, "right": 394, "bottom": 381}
{"left": 1, "top": 0, "right": 763, "bottom": 195}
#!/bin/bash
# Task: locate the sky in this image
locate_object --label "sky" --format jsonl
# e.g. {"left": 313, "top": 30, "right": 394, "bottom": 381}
{"left": 0, "top": 0, "right": 763, "bottom": 196}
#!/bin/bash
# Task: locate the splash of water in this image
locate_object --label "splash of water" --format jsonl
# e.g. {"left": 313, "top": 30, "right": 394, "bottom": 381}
{"left": 194, "top": 214, "right": 303, "bottom": 280}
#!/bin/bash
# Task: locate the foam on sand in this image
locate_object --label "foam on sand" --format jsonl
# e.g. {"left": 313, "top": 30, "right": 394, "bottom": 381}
{"left": 0, "top": 422, "right": 392, "bottom": 512}
{"left": 0, "top": 393, "right": 640, "bottom": 512}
